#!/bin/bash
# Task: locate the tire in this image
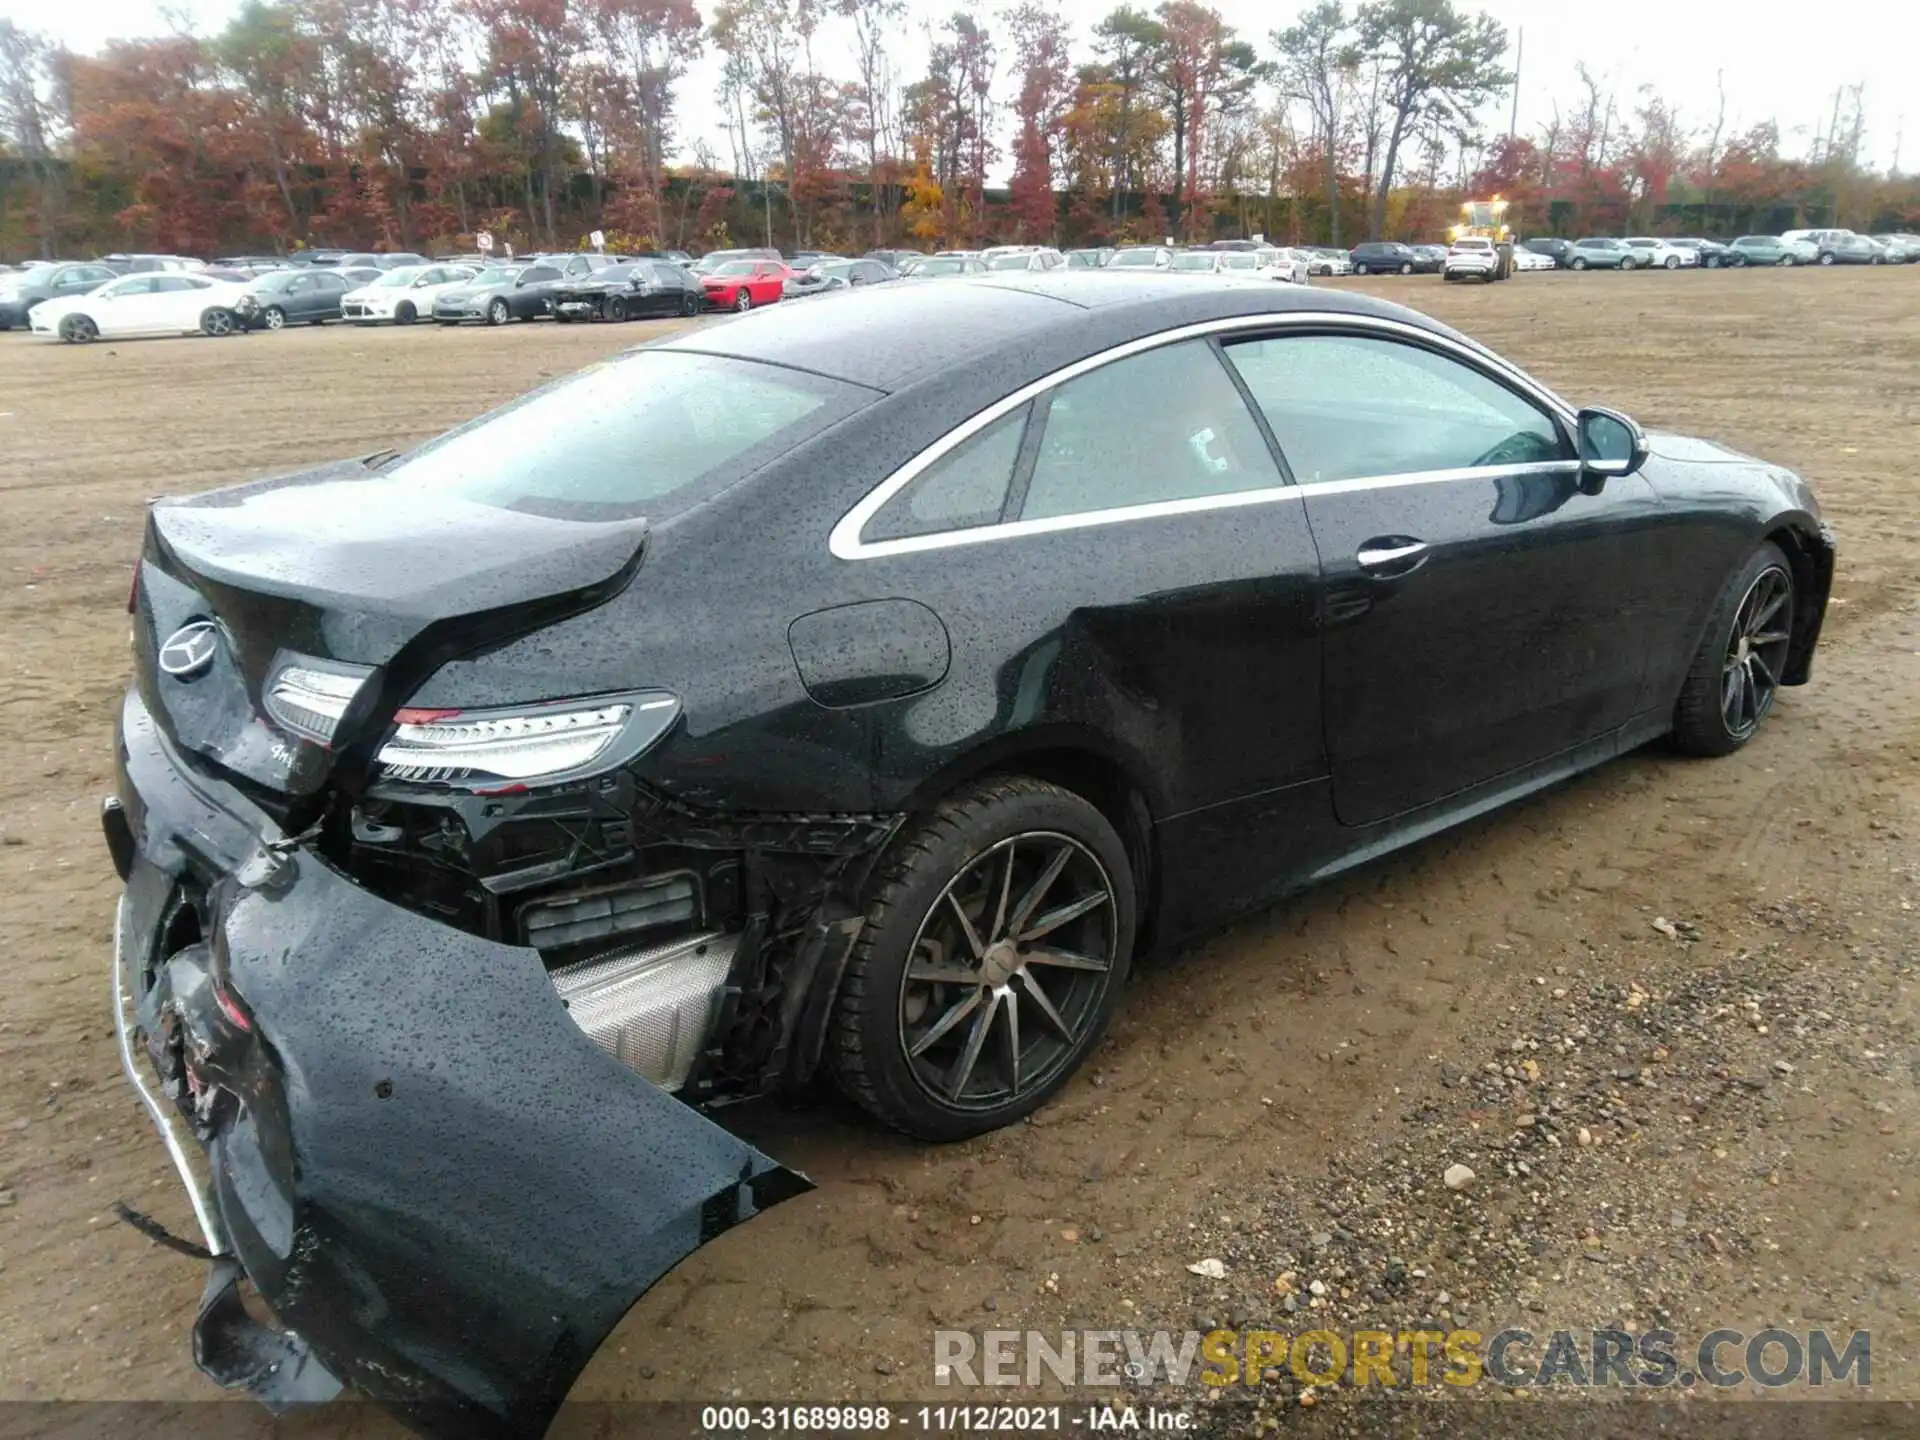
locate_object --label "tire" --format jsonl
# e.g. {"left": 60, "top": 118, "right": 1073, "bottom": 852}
{"left": 59, "top": 314, "right": 96, "bottom": 344}
{"left": 554, "top": 311, "right": 574, "bottom": 323}
{"left": 1670, "top": 541, "right": 1796, "bottom": 758}
{"left": 680, "top": 292, "right": 701, "bottom": 316}
{"left": 733, "top": 288, "right": 753, "bottom": 312}
{"left": 1818, "top": 252, "right": 1835, "bottom": 266}
{"left": 1706, "top": 256, "right": 1721, "bottom": 268}
{"left": 487, "top": 298, "right": 509, "bottom": 326}
{"left": 1871, "top": 255, "right": 1884, "bottom": 266}
{"left": 830, "top": 776, "right": 1136, "bottom": 1141}
{"left": 1354, "top": 263, "right": 1369, "bottom": 275}
{"left": 1664, "top": 255, "right": 1680, "bottom": 269}
{"left": 1781, "top": 255, "right": 1795, "bottom": 266}
{"left": 395, "top": 301, "right": 417, "bottom": 324}
{"left": 1620, "top": 256, "right": 1637, "bottom": 270}
{"left": 261, "top": 305, "right": 286, "bottom": 331}
{"left": 604, "top": 295, "right": 627, "bottom": 322}
{"left": 1398, "top": 261, "right": 1413, "bottom": 275}
{"left": 199, "top": 307, "right": 236, "bottom": 337}
{"left": 1570, "top": 256, "right": 1588, "bottom": 271}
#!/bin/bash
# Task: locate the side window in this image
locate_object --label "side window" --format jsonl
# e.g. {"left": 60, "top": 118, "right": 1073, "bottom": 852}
{"left": 1019, "top": 340, "right": 1282, "bottom": 521}
{"left": 865, "top": 405, "right": 1029, "bottom": 543}
{"left": 1223, "top": 333, "right": 1567, "bottom": 484}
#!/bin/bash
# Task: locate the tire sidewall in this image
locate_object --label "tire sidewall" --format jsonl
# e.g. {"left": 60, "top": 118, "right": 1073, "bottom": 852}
{"left": 836, "top": 782, "right": 1136, "bottom": 1141}
{"left": 1672, "top": 541, "right": 1795, "bottom": 756}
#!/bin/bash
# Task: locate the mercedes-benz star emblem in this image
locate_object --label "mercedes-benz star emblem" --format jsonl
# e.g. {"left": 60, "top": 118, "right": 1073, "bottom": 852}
{"left": 158, "top": 621, "right": 221, "bottom": 680}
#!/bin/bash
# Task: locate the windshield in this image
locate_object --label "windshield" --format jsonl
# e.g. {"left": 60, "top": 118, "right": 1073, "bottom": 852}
{"left": 377, "top": 267, "right": 424, "bottom": 287}
{"left": 1220, "top": 254, "right": 1257, "bottom": 271}
{"left": 917, "top": 258, "right": 969, "bottom": 276}
{"left": 1170, "top": 253, "right": 1218, "bottom": 271}
{"left": 377, "top": 352, "right": 870, "bottom": 520}
{"left": 471, "top": 267, "right": 519, "bottom": 284}
{"left": 1109, "top": 249, "right": 1160, "bottom": 268}
{"left": 254, "top": 271, "right": 299, "bottom": 291}
{"left": 713, "top": 260, "right": 756, "bottom": 277}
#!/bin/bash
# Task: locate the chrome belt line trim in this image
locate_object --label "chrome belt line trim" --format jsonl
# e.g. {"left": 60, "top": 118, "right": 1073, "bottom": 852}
{"left": 113, "top": 896, "right": 229, "bottom": 1256}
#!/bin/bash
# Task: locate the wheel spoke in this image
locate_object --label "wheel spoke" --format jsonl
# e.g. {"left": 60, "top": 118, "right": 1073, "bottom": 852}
{"left": 907, "top": 960, "right": 984, "bottom": 986}
{"left": 1748, "top": 630, "right": 1790, "bottom": 646}
{"left": 946, "top": 889, "right": 985, "bottom": 960}
{"left": 1019, "top": 889, "right": 1109, "bottom": 942}
{"left": 909, "top": 989, "right": 983, "bottom": 1058}
{"left": 1001, "top": 988, "right": 1022, "bottom": 1095}
{"left": 1750, "top": 651, "right": 1778, "bottom": 688}
{"left": 988, "top": 841, "right": 1016, "bottom": 943}
{"left": 1751, "top": 585, "right": 1788, "bottom": 630}
{"left": 946, "top": 993, "right": 998, "bottom": 1098}
{"left": 1006, "top": 844, "right": 1073, "bottom": 937}
{"left": 1722, "top": 666, "right": 1742, "bottom": 727}
{"left": 1019, "top": 968, "right": 1076, "bottom": 1041}
{"left": 1025, "top": 945, "right": 1109, "bottom": 973}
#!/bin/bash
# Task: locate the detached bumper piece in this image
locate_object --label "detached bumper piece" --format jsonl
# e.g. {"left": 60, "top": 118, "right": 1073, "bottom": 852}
{"left": 110, "top": 691, "right": 812, "bottom": 1439}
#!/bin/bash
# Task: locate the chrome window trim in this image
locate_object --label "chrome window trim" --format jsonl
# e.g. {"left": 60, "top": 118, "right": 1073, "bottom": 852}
{"left": 830, "top": 310, "right": 1578, "bottom": 561}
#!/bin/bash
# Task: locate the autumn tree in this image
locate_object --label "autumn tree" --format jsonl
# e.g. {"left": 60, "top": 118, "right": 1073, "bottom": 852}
{"left": 0, "top": 21, "right": 64, "bottom": 255}
{"left": 1004, "top": 2, "right": 1072, "bottom": 241}
{"left": 1152, "top": 1, "right": 1259, "bottom": 239}
{"left": 1088, "top": 8, "right": 1163, "bottom": 221}
{"left": 1272, "top": 1, "right": 1351, "bottom": 244}
{"left": 838, "top": 0, "right": 903, "bottom": 244}
{"left": 1353, "top": 0, "right": 1508, "bottom": 239}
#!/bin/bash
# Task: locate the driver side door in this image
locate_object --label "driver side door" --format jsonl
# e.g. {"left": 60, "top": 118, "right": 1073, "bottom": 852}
{"left": 1221, "top": 328, "right": 1663, "bottom": 828}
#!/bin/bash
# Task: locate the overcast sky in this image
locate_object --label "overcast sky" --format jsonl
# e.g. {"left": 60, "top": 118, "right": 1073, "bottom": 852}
{"left": 13, "top": 0, "right": 1914, "bottom": 177}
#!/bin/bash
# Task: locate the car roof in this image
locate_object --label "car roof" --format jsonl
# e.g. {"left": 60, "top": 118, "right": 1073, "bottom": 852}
{"left": 659, "top": 272, "right": 1446, "bottom": 394}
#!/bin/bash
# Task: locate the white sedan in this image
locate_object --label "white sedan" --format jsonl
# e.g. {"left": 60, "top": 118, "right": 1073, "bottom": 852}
{"left": 1513, "top": 246, "right": 1556, "bottom": 272}
{"left": 30, "top": 272, "right": 252, "bottom": 342}
{"left": 341, "top": 264, "right": 477, "bottom": 325}
{"left": 1624, "top": 236, "right": 1698, "bottom": 270}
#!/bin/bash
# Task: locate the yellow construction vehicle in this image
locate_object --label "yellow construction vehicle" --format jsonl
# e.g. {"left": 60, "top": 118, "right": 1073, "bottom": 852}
{"left": 1447, "top": 197, "right": 1515, "bottom": 280}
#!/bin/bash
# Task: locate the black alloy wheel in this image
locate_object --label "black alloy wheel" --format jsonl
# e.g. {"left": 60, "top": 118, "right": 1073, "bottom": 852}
{"left": 831, "top": 777, "right": 1135, "bottom": 1140}
{"left": 604, "top": 295, "right": 627, "bottom": 322}
{"left": 1672, "top": 542, "right": 1795, "bottom": 756}
{"left": 680, "top": 292, "right": 701, "bottom": 316}
{"left": 395, "top": 301, "right": 417, "bottom": 324}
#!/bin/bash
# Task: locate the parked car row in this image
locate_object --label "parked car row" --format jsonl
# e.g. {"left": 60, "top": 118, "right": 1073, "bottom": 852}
{"left": 1520, "top": 228, "right": 1919, "bottom": 271}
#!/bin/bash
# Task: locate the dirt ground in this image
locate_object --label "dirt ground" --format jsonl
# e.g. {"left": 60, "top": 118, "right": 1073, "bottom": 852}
{"left": 1, "top": 269, "right": 1918, "bottom": 1433}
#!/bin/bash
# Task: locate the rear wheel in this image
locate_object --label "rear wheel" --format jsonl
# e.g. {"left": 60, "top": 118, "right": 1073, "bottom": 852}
{"left": 1671, "top": 542, "right": 1795, "bottom": 757}
{"left": 199, "top": 307, "right": 237, "bottom": 337}
{"left": 1818, "top": 252, "right": 1835, "bottom": 266}
{"left": 830, "top": 777, "right": 1135, "bottom": 1141}
{"left": 1354, "top": 263, "right": 1370, "bottom": 275}
{"left": 59, "top": 314, "right": 96, "bottom": 344}
{"left": 487, "top": 298, "right": 510, "bottom": 326}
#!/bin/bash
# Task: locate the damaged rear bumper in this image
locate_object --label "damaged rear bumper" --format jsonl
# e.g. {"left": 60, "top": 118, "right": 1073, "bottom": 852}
{"left": 108, "top": 690, "right": 810, "bottom": 1438}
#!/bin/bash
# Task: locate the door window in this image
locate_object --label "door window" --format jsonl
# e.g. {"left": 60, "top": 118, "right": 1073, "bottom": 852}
{"left": 865, "top": 405, "right": 1029, "bottom": 542}
{"left": 1223, "top": 333, "right": 1567, "bottom": 484}
{"left": 1019, "top": 340, "right": 1282, "bottom": 520}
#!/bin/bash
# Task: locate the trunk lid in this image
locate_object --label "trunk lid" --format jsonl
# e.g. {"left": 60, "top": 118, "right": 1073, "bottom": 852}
{"left": 135, "top": 456, "right": 647, "bottom": 798}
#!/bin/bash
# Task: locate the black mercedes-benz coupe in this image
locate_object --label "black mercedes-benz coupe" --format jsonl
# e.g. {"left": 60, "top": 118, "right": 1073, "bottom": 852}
{"left": 107, "top": 272, "right": 1831, "bottom": 1436}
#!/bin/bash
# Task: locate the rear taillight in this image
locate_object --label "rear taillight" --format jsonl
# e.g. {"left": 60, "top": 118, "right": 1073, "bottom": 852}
{"left": 376, "top": 692, "right": 679, "bottom": 788}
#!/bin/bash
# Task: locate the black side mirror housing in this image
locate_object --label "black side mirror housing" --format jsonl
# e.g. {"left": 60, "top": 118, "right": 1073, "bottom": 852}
{"left": 1576, "top": 406, "right": 1649, "bottom": 491}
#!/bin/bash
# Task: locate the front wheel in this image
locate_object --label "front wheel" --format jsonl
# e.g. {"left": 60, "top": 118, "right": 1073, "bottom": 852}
{"left": 1354, "top": 263, "right": 1369, "bottom": 275}
{"left": 1398, "top": 261, "right": 1413, "bottom": 275}
{"left": 1818, "top": 252, "right": 1835, "bottom": 266}
{"left": 261, "top": 305, "right": 286, "bottom": 331}
{"left": 1665, "top": 255, "right": 1680, "bottom": 269}
{"left": 733, "top": 288, "right": 753, "bottom": 312}
{"left": 1620, "top": 256, "right": 1637, "bottom": 270}
{"left": 394, "top": 301, "right": 417, "bottom": 324}
{"left": 1780, "top": 255, "right": 1796, "bottom": 266}
{"left": 1671, "top": 542, "right": 1796, "bottom": 757}
{"left": 1570, "top": 257, "right": 1588, "bottom": 271}
{"left": 59, "top": 314, "right": 97, "bottom": 344}
{"left": 604, "top": 295, "right": 627, "bottom": 322}
{"left": 487, "top": 298, "right": 510, "bottom": 326}
{"left": 680, "top": 292, "right": 701, "bottom": 316}
{"left": 830, "top": 777, "right": 1135, "bottom": 1141}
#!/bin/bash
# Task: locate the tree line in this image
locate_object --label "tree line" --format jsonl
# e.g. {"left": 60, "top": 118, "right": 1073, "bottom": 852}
{"left": 0, "top": 0, "right": 1913, "bottom": 260}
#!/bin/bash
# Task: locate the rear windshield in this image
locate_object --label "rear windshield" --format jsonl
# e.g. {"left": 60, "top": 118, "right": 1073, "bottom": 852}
{"left": 378, "top": 351, "right": 872, "bottom": 521}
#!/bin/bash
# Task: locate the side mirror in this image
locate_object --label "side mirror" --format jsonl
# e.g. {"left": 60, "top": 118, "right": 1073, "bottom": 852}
{"left": 1576, "top": 407, "right": 1649, "bottom": 489}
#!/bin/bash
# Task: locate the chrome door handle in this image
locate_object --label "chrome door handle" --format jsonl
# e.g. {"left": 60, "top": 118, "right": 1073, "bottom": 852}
{"left": 1355, "top": 538, "right": 1431, "bottom": 576}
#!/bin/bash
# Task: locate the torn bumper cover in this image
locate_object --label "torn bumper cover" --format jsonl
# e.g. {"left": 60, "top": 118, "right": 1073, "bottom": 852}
{"left": 108, "top": 690, "right": 811, "bottom": 1438}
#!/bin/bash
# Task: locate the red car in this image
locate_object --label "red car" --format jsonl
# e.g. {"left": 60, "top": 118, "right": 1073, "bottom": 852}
{"left": 701, "top": 259, "right": 791, "bottom": 312}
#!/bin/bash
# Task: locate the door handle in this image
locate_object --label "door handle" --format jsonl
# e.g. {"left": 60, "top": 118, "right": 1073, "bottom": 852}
{"left": 1355, "top": 537, "right": 1431, "bottom": 577}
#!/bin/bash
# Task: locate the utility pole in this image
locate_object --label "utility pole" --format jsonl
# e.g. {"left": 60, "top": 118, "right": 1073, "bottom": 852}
{"left": 1508, "top": 27, "right": 1523, "bottom": 140}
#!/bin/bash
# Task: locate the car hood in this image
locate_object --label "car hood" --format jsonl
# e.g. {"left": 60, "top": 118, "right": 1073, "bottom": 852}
{"left": 1646, "top": 432, "right": 1760, "bottom": 466}
{"left": 136, "top": 456, "right": 648, "bottom": 797}
{"left": 27, "top": 294, "right": 84, "bottom": 323}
